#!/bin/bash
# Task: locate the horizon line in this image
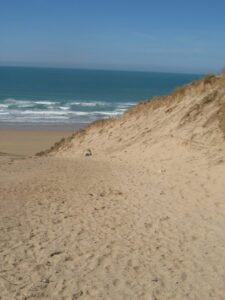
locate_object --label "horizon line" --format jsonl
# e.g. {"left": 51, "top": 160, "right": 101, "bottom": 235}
{"left": 0, "top": 64, "right": 204, "bottom": 76}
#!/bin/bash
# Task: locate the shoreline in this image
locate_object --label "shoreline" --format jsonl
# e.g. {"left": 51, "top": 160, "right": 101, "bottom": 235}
{"left": 0, "top": 121, "right": 86, "bottom": 131}
{"left": 0, "top": 122, "right": 85, "bottom": 156}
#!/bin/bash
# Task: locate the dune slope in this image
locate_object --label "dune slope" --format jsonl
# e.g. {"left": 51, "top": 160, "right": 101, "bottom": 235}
{"left": 47, "top": 70, "right": 225, "bottom": 159}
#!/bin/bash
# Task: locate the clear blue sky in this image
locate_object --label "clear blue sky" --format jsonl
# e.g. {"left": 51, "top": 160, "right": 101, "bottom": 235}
{"left": 1, "top": 0, "right": 225, "bottom": 74}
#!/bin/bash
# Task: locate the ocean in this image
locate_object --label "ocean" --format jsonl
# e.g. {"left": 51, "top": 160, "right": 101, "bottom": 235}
{"left": 0, "top": 66, "right": 202, "bottom": 125}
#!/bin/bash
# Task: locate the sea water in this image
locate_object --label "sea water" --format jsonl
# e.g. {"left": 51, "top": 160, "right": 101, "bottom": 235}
{"left": 0, "top": 66, "right": 202, "bottom": 124}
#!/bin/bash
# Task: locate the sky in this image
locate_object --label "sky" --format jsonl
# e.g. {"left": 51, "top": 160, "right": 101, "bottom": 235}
{"left": 0, "top": 0, "right": 225, "bottom": 74}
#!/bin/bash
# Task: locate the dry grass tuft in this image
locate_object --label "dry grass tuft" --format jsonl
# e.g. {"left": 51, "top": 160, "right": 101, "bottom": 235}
{"left": 202, "top": 73, "right": 217, "bottom": 84}
{"left": 36, "top": 137, "right": 67, "bottom": 156}
{"left": 218, "top": 102, "right": 225, "bottom": 137}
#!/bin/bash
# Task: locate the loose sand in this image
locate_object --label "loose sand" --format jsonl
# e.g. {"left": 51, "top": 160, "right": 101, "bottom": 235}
{"left": 0, "top": 72, "right": 225, "bottom": 299}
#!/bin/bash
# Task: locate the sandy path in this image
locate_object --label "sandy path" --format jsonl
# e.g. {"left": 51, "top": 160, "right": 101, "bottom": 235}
{"left": 0, "top": 148, "right": 225, "bottom": 300}
{"left": 0, "top": 156, "right": 127, "bottom": 299}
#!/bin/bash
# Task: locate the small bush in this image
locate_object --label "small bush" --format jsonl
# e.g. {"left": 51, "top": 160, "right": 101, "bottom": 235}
{"left": 202, "top": 73, "right": 216, "bottom": 84}
{"left": 172, "top": 86, "right": 187, "bottom": 97}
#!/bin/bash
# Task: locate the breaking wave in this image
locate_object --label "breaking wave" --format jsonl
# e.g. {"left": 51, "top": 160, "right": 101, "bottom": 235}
{"left": 0, "top": 98, "right": 135, "bottom": 123}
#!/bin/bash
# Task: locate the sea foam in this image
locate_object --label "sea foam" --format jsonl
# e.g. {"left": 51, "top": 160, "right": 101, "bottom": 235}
{"left": 0, "top": 98, "right": 134, "bottom": 123}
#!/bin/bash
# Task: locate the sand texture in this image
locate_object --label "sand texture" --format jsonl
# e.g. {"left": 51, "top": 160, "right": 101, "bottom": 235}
{"left": 0, "top": 71, "right": 225, "bottom": 299}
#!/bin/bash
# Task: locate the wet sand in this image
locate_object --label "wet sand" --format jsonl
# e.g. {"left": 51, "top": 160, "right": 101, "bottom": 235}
{"left": 0, "top": 123, "right": 83, "bottom": 156}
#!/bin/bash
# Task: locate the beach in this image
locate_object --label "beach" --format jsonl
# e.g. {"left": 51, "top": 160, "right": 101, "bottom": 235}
{"left": 0, "top": 124, "right": 82, "bottom": 156}
{"left": 0, "top": 128, "right": 73, "bottom": 156}
{"left": 0, "top": 72, "right": 225, "bottom": 299}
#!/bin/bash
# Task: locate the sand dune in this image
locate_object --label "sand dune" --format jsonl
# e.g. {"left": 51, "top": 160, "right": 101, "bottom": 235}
{"left": 1, "top": 71, "right": 225, "bottom": 299}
